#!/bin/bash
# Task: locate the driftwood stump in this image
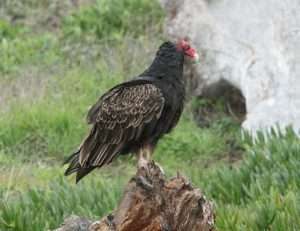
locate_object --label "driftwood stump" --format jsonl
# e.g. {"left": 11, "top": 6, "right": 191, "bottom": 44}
{"left": 55, "top": 161, "right": 215, "bottom": 231}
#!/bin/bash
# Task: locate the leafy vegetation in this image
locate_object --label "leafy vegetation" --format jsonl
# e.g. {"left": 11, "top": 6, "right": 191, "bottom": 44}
{"left": 200, "top": 130, "right": 300, "bottom": 230}
{"left": 0, "top": 1, "right": 299, "bottom": 230}
{"left": 63, "top": 0, "right": 164, "bottom": 41}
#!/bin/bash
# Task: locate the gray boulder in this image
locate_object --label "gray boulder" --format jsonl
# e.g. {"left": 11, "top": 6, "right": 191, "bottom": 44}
{"left": 160, "top": 0, "right": 300, "bottom": 134}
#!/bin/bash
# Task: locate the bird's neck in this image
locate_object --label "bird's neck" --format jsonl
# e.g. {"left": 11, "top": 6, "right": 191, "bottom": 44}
{"left": 142, "top": 52, "right": 184, "bottom": 81}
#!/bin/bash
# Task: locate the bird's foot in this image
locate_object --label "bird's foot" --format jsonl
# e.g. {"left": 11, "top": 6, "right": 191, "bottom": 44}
{"left": 136, "top": 175, "right": 154, "bottom": 191}
{"left": 138, "top": 156, "right": 149, "bottom": 171}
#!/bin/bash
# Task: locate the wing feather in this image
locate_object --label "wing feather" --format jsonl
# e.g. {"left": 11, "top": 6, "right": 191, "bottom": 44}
{"left": 80, "top": 83, "right": 165, "bottom": 167}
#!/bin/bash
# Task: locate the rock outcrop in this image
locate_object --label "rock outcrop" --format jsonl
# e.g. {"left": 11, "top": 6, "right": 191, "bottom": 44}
{"left": 160, "top": 0, "right": 300, "bottom": 134}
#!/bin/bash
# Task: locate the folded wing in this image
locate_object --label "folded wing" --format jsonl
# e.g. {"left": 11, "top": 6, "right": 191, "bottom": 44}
{"left": 79, "top": 82, "right": 165, "bottom": 167}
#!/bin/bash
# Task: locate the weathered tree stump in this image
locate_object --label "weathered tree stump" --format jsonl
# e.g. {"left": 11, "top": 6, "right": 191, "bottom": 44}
{"left": 55, "top": 161, "right": 215, "bottom": 231}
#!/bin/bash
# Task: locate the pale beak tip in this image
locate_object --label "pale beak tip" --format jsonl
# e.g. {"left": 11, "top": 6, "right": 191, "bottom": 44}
{"left": 193, "top": 53, "right": 200, "bottom": 63}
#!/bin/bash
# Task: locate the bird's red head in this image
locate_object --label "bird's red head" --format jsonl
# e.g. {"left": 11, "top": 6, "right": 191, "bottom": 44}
{"left": 176, "top": 39, "right": 199, "bottom": 62}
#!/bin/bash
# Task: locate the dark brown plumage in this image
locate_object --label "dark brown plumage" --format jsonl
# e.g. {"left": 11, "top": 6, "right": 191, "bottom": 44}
{"left": 64, "top": 40, "right": 198, "bottom": 182}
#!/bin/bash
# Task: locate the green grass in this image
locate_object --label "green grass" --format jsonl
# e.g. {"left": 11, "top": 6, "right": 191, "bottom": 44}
{"left": 0, "top": 33, "right": 60, "bottom": 75}
{"left": 0, "top": 0, "right": 300, "bottom": 230}
{"left": 63, "top": 0, "right": 164, "bottom": 41}
{"left": 0, "top": 176, "right": 125, "bottom": 230}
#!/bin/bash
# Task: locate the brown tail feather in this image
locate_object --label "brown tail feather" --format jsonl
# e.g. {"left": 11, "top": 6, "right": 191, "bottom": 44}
{"left": 64, "top": 124, "right": 124, "bottom": 182}
{"left": 64, "top": 149, "right": 96, "bottom": 183}
{"left": 64, "top": 149, "right": 81, "bottom": 176}
{"left": 64, "top": 125, "right": 99, "bottom": 179}
{"left": 75, "top": 166, "right": 96, "bottom": 183}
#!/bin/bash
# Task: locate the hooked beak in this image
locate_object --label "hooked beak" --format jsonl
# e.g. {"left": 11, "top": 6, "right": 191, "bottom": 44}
{"left": 192, "top": 52, "right": 200, "bottom": 63}
{"left": 184, "top": 47, "right": 199, "bottom": 63}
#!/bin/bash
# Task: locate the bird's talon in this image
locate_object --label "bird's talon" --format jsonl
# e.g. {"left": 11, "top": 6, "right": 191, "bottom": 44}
{"left": 138, "top": 157, "right": 149, "bottom": 170}
{"left": 136, "top": 176, "right": 154, "bottom": 191}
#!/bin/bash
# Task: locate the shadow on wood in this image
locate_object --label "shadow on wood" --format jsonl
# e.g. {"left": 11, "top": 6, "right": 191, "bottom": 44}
{"left": 55, "top": 161, "right": 215, "bottom": 231}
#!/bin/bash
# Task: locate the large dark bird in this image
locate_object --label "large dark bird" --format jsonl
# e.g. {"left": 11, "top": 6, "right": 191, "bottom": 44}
{"left": 64, "top": 40, "right": 199, "bottom": 182}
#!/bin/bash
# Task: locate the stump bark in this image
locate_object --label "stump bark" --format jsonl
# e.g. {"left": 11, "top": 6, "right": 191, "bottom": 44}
{"left": 55, "top": 161, "right": 215, "bottom": 231}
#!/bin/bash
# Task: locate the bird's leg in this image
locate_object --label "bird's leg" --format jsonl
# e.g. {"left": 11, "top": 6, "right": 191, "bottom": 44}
{"left": 137, "top": 148, "right": 148, "bottom": 169}
{"left": 137, "top": 144, "right": 153, "bottom": 169}
{"left": 137, "top": 145, "right": 165, "bottom": 176}
{"left": 136, "top": 145, "right": 154, "bottom": 190}
{"left": 145, "top": 144, "right": 165, "bottom": 175}
{"left": 144, "top": 144, "right": 153, "bottom": 161}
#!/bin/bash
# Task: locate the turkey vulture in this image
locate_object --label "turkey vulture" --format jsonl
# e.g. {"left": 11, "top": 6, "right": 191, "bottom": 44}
{"left": 64, "top": 40, "right": 199, "bottom": 182}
